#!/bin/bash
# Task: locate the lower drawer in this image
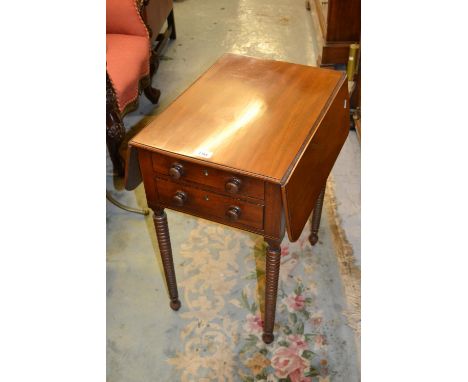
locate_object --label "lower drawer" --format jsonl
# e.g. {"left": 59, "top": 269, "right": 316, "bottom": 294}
{"left": 155, "top": 177, "right": 264, "bottom": 230}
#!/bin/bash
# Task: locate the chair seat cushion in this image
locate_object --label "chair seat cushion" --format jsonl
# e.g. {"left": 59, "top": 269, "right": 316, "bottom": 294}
{"left": 106, "top": 34, "right": 150, "bottom": 113}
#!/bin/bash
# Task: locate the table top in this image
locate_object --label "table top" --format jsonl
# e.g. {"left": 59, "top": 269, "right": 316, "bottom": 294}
{"left": 130, "top": 53, "right": 346, "bottom": 184}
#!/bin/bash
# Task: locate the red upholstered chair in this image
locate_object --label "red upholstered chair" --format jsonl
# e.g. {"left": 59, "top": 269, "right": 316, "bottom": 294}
{"left": 106, "top": 0, "right": 175, "bottom": 177}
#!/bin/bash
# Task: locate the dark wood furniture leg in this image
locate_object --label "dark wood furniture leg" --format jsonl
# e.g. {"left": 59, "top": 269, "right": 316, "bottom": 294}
{"left": 143, "top": 83, "right": 161, "bottom": 104}
{"left": 106, "top": 72, "right": 126, "bottom": 177}
{"left": 309, "top": 183, "right": 326, "bottom": 245}
{"left": 144, "top": 52, "right": 161, "bottom": 104}
{"left": 106, "top": 111, "right": 126, "bottom": 177}
{"left": 152, "top": 207, "right": 181, "bottom": 311}
{"left": 168, "top": 9, "right": 176, "bottom": 40}
{"left": 142, "top": 8, "right": 176, "bottom": 106}
{"left": 262, "top": 239, "right": 281, "bottom": 344}
{"left": 149, "top": 54, "right": 160, "bottom": 77}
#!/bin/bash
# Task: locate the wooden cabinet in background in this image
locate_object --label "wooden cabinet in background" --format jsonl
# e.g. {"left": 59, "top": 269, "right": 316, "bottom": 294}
{"left": 307, "top": 0, "right": 361, "bottom": 67}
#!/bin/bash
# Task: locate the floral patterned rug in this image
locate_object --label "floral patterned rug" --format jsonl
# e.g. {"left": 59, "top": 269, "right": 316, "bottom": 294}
{"left": 107, "top": 177, "right": 360, "bottom": 382}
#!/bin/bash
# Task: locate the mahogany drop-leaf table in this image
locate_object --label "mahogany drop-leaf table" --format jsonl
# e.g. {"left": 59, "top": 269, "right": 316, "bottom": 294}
{"left": 125, "top": 53, "right": 349, "bottom": 344}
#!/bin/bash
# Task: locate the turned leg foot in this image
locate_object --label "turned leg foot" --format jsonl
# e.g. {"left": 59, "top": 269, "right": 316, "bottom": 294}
{"left": 309, "top": 183, "right": 326, "bottom": 246}
{"left": 262, "top": 239, "right": 281, "bottom": 344}
{"left": 152, "top": 207, "right": 181, "bottom": 310}
{"left": 262, "top": 332, "right": 274, "bottom": 344}
{"left": 309, "top": 233, "right": 319, "bottom": 246}
{"left": 170, "top": 300, "right": 181, "bottom": 311}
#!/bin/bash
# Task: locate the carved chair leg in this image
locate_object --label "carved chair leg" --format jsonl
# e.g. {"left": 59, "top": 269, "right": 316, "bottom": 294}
{"left": 309, "top": 183, "right": 326, "bottom": 245}
{"left": 149, "top": 54, "right": 160, "bottom": 77}
{"left": 144, "top": 85, "right": 161, "bottom": 104}
{"left": 106, "top": 112, "right": 125, "bottom": 177}
{"left": 152, "top": 207, "right": 181, "bottom": 311}
{"left": 168, "top": 9, "right": 176, "bottom": 40}
{"left": 262, "top": 239, "right": 281, "bottom": 344}
{"left": 144, "top": 53, "right": 161, "bottom": 104}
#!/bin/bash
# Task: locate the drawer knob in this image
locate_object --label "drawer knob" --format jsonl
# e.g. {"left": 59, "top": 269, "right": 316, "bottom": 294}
{"left": 226, "top": 206, "right": 241, "bottom": 221}
{"left": 169, "top": 163, "right": 184, "bottom": 180}
{"left": 225, "top": 177, "right": 242, "bottom": 194}
{"left": 173, "top": 190, "right": 187, "bottom": 206}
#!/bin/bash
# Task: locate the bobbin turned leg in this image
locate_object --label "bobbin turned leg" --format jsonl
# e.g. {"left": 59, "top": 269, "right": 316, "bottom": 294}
{"left": 152, "top": 207, "right": 181, "bottom": 311}
{"left": 262, "top": 239, "right": 281, "bottom": 344}
{"left": 309, "top": 183, "right": 326, "bottom": 246}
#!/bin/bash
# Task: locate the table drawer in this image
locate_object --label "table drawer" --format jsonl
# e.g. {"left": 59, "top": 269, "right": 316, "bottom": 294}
{"left": 151, "top": 152, "right": 264, "bottom": 200}
{"left": 155, "top": 177, "right": 264, "bottom": 230}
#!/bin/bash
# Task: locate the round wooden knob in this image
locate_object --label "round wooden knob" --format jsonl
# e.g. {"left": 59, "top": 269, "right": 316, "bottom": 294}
{"left": 173, "top": 190, "right": 187, "bottom": 206}
{"left": 169, "top": 163, "right": 184, "bottom": 180}
{"left": 226, "top": 206, "right": 241, "bottom": 221}
{"left": 225, "top": 177, "right": 242, "bottom": 194}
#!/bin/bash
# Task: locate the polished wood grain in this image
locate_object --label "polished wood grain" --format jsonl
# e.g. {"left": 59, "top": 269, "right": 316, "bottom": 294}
{"left": 130, "top": 54, "right": 349, "bottom": 344}
{"left": 155, "top": 177, "right": 264, "bottom": 230}
{"left": 137, "top": 150, "right": 159, "bottom": 207}
{"left": 129, "top": 54, "right": 348, "bottom": 243}
{"left": 282, "top": 80, "right": 348, "bottom": 241}
{"left": 326, "top": 0, "right": 360, "bottom": 43}
{"left": 151, "top": 151, "right": 265, "bottom": 200}
{"left": 138, "top": 149, "right": 270, "bottom": 239}
{"left": 263, "top": 182, "right": 285, "bottom": 240}
{"left": 124, "top": 145, "right": 142, "bottom": 190}
{"left": 321, "top": 44, "right": 353, "bottom": 67}
{"left": 130, "top": 53, "right": 345, "bottom": 182}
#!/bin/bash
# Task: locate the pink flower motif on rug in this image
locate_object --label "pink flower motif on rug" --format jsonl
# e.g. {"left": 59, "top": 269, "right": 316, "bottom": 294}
{"left": 289, "top": 369, "right": 312, "bottom": 382}
{"left": 284, "top": 293, "right": 306, "bottom": 312}
{"left": 281, "top": 246, "right": 290, "bottom": 257}
{"left": 271, "top": 346, "right": 310, "bottom": 381}
{"left": 244, "top": 314, "right": 264, "bottom": 334}
{"left": 288, "top": 334, "right": 308, "bottom": 351}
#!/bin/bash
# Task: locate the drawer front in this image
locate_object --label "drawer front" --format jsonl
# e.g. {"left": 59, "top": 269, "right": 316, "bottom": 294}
{"left": 155, "top": 177, "right": 264, "bottom": 230}
{"left": 151, "top": 152, "right": 264, "bottom": 200}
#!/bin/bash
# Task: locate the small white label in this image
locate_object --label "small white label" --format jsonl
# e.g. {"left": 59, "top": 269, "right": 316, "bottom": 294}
{"left": 194, "top": 149, "right": 213, "bottom": 159}
{"left": 344, "top": 100, "right": 347, "bottom": 108}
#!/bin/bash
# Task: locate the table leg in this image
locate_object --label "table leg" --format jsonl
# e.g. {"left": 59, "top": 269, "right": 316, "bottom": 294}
{"left": 262, "top": 239, "right": 281, "bottom": 344}
{"left": 309, "top": 183, "right": 326, "bottom": 246}
{"left": 152, "top": 207, "right": 181, "bottom": 311}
